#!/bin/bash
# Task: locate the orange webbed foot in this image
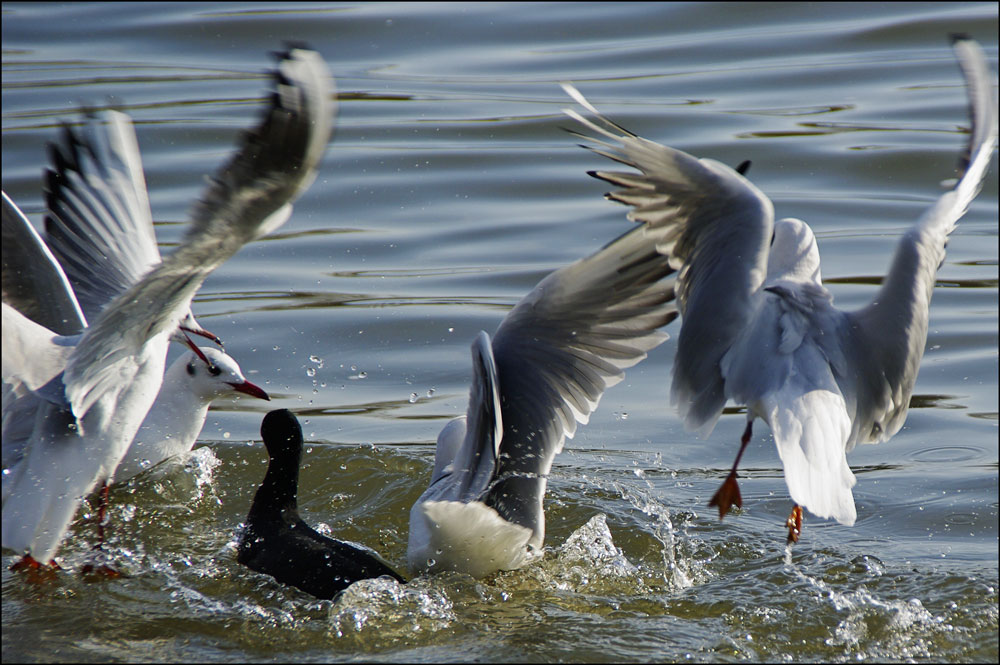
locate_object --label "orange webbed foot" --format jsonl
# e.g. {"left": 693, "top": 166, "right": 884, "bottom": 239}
{"left": 708, "top": 472, "right": 743, "bottom": 520}
{"left": 785, "top": 504, "right": 803, "bottom": 544}
{"left": 10, "top": 555, "right": 62, "bottom": 582}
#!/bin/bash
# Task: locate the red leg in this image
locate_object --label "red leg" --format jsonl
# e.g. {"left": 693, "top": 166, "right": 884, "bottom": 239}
{"left": 95, "top": 481, "right": 111, "bottom": 544}
{"left": 80, "top": 482, "right": 122, "bottom": 579}
{"left": 785, "top": 504, "right": 803, "bottom": 544}
{"left": 10, "top": 554, "right": 62, "bottom": 582}
{"left": 708, "top": 419, "right": 753, "bottom": 520}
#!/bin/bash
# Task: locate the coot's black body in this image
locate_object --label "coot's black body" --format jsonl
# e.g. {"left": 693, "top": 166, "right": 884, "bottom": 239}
{"left": 237, "top": 409, "right": 405, "bottom": 599}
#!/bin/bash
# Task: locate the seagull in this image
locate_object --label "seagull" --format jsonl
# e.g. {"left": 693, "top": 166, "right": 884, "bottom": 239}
{"left": 3, "top": 108, "right": 272, "bottom": 484}
{"left": 111, "top": 346, "right": 269, "bottom": 482}
{"left": 238, "top": 409, "right": 406, "bottom": 600}
{"left": 2, "top": 304, "right": 269, "bottom": 483}
{"left": 1, "top": 46, "right": 334, "bottom": 572}
{"left": 562, "top": 35, "right": 998, "bottom": 542}
{"left": 3, "top": 300, "right": 268, "bottom": 559}
{"left": 408, "top": 224, "right": 678, "bottom": 577}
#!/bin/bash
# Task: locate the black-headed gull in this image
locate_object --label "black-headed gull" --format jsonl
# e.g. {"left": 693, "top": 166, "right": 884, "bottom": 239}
{"left": 111, "top": 347, "right": 268, "bottom": 481}
{"left": 238, "top": 409, "right": 406, "bottom": 599}
{"left": 563, "top": 35, "right": 998, "bottom": 542}
{"left": 2, "top": 46, "right": 333, "bottom": 571}
{"left": 3, "top": 110, "right": 271, "bottom": 483}
{"left": 408, "top": 225, "right": 678, "bottom": 577}
{"left": 2, "top": 306, "right": 268, "bottom": 482}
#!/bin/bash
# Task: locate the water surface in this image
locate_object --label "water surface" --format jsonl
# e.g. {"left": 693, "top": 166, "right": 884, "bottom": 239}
{"left": 2, "top": 2, "right": 997, "bottom": 662}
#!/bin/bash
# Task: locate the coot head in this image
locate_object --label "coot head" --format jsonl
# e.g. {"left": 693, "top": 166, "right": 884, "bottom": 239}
{"left": 260, "top": 408, "right": 302, "bottom": 459}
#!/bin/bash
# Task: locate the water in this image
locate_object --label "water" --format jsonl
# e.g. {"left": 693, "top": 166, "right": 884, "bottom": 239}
{"left": 2, "top": 2, "right": 997, "bottom": 662}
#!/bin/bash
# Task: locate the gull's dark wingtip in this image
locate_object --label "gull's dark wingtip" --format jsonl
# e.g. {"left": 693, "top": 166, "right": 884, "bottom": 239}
{"left": 949, "top": 32, "right": 972, "bottom": 45}
{"left": 272, "top": 41, "right": 313, "bottom": 62}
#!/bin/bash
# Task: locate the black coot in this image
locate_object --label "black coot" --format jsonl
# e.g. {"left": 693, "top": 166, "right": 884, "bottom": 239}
{"left": 237, "top": 409, "right": 405, "bottom": 599}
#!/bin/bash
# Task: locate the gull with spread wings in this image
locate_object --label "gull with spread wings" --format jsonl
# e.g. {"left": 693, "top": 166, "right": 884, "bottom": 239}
{"left": 409, "top": 225, "right": 677, "bottom": 577}
{"left": 563, "top": 36, "right": 997, "bottom": 542}
{"left": 2, "top": 106, "right": 271, "bottom": 488}
{"left": 2, "top": 46, "right": 333, "bottom": 572}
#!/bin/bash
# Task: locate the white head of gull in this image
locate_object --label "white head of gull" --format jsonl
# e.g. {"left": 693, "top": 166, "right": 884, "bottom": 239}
{"left": 408, "top": 223, "right": 678, "bottom": 578}
{"left": 1, "top": 46, "right": 333, "bottom": 572}
{"left": 562, "top": 35, "right": 998, "bottom": 542}
{"left": 2, "top": 303, "right": 268, "bottom": 484}
{"left": 113, "top": 346, "right": 269, "bottom": 482}
{"left": 238, "top": 409, "right": 406, "bottom": 600}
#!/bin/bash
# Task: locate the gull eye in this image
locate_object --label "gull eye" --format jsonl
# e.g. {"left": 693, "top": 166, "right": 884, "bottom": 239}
{"left": 208, "top": 364, "right": 222, "bottom": 377}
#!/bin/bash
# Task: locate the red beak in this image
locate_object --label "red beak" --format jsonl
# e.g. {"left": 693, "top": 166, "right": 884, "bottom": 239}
{"left": 229, "top": 379, "right": 270, "bottom": 401}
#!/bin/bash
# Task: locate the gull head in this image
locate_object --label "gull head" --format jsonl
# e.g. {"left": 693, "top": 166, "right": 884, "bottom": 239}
{"left": 182, "top": 347, "right": 269, "bottom": 401}
{"left": 766, "top": 217, "right": 822, "bottom": 286}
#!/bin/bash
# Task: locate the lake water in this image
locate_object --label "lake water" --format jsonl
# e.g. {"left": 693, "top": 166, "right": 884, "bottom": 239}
{"left": 2, "top": 2, "right": 997, "bottom": 662}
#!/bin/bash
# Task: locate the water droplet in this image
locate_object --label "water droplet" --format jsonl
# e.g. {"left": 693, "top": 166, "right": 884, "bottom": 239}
{"left": 223, "top": 432, "right": 231, "bottom": 439}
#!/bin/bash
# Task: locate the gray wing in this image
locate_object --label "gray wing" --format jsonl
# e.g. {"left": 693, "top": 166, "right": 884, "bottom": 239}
{"left": 2, "top": 191, "right": 87, "bottom": 335}
{"left": 483, "top": 224, "right": 677, "bottom": 543}
{"left": 1, "top": 303, "right": 76, "bottom": 472}
{"left": 2, "top": 192, "right": 85, "bottom": 471}
{"left": 43, "top": 111, "right": 160, "bottom": 324}
{"left": 63, "top": 47, "right": 335, "bottom": 420}
{"left": 840, "top": 36, "right": 998, "bottom": 447}
{"left": 183, "top": 47, "right": 334, "bottom": 246}
{"left": 563, "top": 84, "right": 775, "bottom": 434}
{"left": 450, "top": 332, "right": 502, "bottom": 502}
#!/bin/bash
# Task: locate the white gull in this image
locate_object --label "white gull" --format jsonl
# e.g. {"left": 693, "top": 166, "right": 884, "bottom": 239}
{"left": 2, "top": 107, "right": 270, "bottom": 484}
{"left": 1, "top": 46, "right": 333, "bottom": 569}
{"left": 562, "top": 36, "right": 998, "bottom": 541}
{"left": 408, "top": 224, "right": 677, "bottom": 577}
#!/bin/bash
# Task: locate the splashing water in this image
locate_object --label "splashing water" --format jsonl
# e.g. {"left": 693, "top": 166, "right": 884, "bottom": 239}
{"left": 328, "top": 576, "right": 456, "bottom": 641}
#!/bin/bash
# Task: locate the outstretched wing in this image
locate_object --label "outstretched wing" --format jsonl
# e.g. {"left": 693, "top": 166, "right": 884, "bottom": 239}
{"left": 485, "top": 224, "right": 677, "bottom": 545}
{"left": 454, "top": 332, "right": 503, "bottom": 501}
{"left": 43, "top": 110, "right": 160, "bottom": 324}
{"left": 563, "top": 84, "right": 774, "bottom": 435}
{"left": 2, "top": 191, "right": 87, "bottom": 335}
{"left": 841, "top": 36, "right": 998, "bottom": 447}
{"left": 63, "top": 47, "right": 335, "bottom": 421}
